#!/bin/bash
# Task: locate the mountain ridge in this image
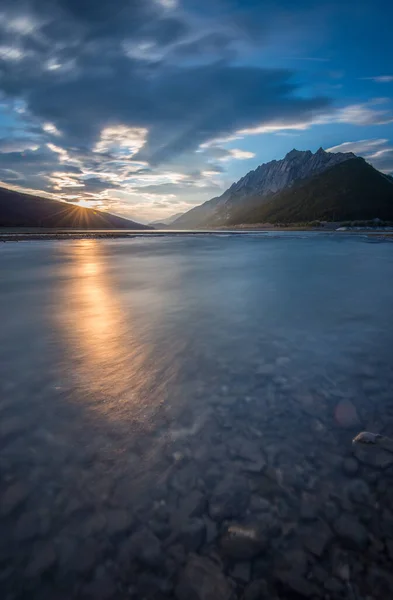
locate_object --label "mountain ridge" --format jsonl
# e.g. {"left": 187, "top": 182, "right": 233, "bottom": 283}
{"left": 224, "top": 158, "right": 393, "bottom": 225}
{"left": 0, "top": 186, "right": 150, "bottom": 230}
{"left": 173, "top": 148, "right": 392, "bottom": 228}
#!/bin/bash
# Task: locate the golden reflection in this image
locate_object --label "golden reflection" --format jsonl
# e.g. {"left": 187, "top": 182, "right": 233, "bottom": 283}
{"left": 57, "top": 240, "right": 166, "bottom": 423}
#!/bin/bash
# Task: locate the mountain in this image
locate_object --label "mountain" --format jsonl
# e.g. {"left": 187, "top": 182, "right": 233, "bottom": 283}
{"left": 149, "top": 212, "right": 184, "bottom": 228}
{"left": 172, "top": 147, "right": 375, "bottom": 228}
{"left": 225, "top": 158, "right": 393, "bottom": 225}
{"left": 0, "top": 186, "right": 150, "bottom": 229}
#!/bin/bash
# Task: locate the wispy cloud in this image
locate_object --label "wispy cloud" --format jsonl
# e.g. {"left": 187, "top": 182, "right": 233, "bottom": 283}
{"left": 362, "top": 76, "right": 393, "bottom": 83}
{"left": 327, "top": 139, "right": 388, "bottom": 154}
{"left": 236, "top": 99, "right": 393, "bottom": 137}
{"left": 327, "top": 139, "right": 393, "bottom": 174}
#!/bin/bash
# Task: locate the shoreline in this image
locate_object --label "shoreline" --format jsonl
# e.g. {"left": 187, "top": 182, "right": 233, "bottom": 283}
{"left": 1, "top": 228, "right": 393, "bottom": 243}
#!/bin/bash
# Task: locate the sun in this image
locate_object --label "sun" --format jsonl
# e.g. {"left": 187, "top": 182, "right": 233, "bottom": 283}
{"left": 77, "top": 199, "right": 96, "bottom": 209}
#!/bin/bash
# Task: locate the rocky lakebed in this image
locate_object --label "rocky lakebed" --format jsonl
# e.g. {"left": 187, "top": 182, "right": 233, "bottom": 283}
{"left": 1, "top": 351, "right": 393, "bottom": 600}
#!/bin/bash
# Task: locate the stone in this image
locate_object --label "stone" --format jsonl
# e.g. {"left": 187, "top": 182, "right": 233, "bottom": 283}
{"left": 204, "top": 517, "right": 218, "bottom": 544}
{"left": 331, "top": 548, "right": 350, "bottom": 582}
{"left": 177, "top": 490, "right": 207, "bottom": 520}
{"left": 352, "top": 431, "right": 382, "bottom": 444}
{"left": 175, "top": 555, "right": 234, "bottom": 600}
{"left": 83, "top": 512, "right": 107, "bottom": 537}
{"left": 0, "top": 481, "right": 29, "bottom": 516}
{"left": 386, "top": 540, "right": 393, "bottom": 561}
{"left": 209, "top": 476, "right": 250, "bottom": 521}
{"left": 334, "top": 399, "right": 361, "bottom": 429}
{"left": 105, "top": 509, "right": 132, "bottom": 536}
{"left": 249, "top": 496, "right": 272, "bottom": 513}
{"left": 149, "top": 519, "right": 171, "bottom": 541}
{"left": 242, "top": 579, "right": 269, "bottom": 600}
{"left": 25, "top": 541, "right": 56, "bottom": 577}
{"left": 230, "top": 562, "right": 251, "bottom": 583}
{"left": 312, "top": 565, "right": 328, "bottom": 584}
{"left": 302, "top": 520, "right": 333, "bottom": 557}
{"left": 353, "top": 444, "right": 393, "bottom": 469}
{"left": 82, "top": 571, "right": 117, "bottom": 600}
{"left": 229, "top": 438, "right": 266, "bottom": 473}
{"left": 0, "top": 417, "right": 26, "bottom": 440}
{"left": 55, "top": 535, "right": 78, "bottom": 568}
{"left": 68, "top": 539, "right": 98, "bottom": 574}
{"left": 324, "top": 577, "right": 344, "bottom": 594}
{"left": 257, "top": 364, "right": 275, "bottom": 375}
{"left": 366, "top": 566, "right": 393, "bottom": 598}
{"left": 334, "top": 513, "right": 368, "bottom": 549}
{"left": 275, "top": 571, "right": 320, "bottom": 598}
{"left": 322, "top": 500, "right": 340, "bottom": 524}
{"left": 300, "top": 493, "right": 318, "bottom": 521}
{"left": 220, "top": 523, "right": 267, "bottom": 560}
{"left": 292, "top": 393, "right": 322, "bottom": 418}
{"left": 14, "top": 511, "right": 41, "bottom": 541}
{"left": 127, "top": 528, "right": 162, "bottom": 568}
{"left": 137, "top": 572, "right": 174, "bottom": 598}
{"left": 345, "top": 478, "right": 372, "bottom": 505}
{"left": 342, "top": 457, "right": 359, "bottom": 476}
{"left": 179, "top": 519, "right": 206, "bottom": 552}
{"left": 167, "top": 544, "right": 187, "bottom": 566}
{"left": 276, "top": 547, "right": 308, "bottom": 576}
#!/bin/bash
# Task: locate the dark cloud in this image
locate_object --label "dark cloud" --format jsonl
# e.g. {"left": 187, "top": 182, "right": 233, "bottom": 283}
{"left": 80, "top": 178, "right": 120, "bottom": 192}
{"left": 0, "top": 0, "right": 330, "bottom": 159}
{"left": 0, "top": 0, "right": 335, "bottom": 218}
{"left": 134, "top": 181, "right": 222, "bottom": 196}
{"left": 17, "top": 61, "right": 328, "bottom": 164}
{"left": 0, "top": 168, "right": 23, "bottom": 182}
{"left": 0, "top": 147, "right": 57, "bottom": 170}
{"left": 0, "top": 137, "right": 38, "bottom": 152}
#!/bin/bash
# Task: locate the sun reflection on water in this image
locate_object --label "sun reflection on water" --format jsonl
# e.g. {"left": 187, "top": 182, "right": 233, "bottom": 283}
{"left": 56, "top": 240, "right": 166, "bottom": 425}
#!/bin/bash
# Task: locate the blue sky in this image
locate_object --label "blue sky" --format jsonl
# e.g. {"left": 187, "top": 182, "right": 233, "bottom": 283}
{"left": 0, "top": 0, "right": 392, "bottom": 222}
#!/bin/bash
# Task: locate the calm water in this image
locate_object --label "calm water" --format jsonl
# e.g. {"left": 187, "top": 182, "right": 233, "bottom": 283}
{"left": 1, "top": 233, "right": 393, "bottom": 599}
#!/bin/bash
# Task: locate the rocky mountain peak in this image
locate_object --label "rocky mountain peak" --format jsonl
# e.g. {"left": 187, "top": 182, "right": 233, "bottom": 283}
{"left": 227, "top": 147, "right": 356, "bottom": 199}
{"left": 172, "top": 147, "right": 359, "bottom": 228}
{"left": 284, "top": 148, "right": 312, "bottom": 160}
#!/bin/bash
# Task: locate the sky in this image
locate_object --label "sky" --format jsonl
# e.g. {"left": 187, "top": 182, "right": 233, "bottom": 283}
{"left": 0, "top": 0, "right": 392, "bottom": 223}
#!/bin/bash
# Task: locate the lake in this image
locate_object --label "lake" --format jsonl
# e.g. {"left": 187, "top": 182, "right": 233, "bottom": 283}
{"left": 1, "top": 233, "right": 393, "bottom": 599}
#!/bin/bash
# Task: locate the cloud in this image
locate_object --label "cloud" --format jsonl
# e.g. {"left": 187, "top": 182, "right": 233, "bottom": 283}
{"left": 327, "top": 139, "right": 393, "bottom": 174}
{"left": 199, "top": 145, "right": 255, "bottom": 161}
{"left": 362, "top": 76, "right": 393, "bottom": 83}
{"left": 0, "top": 45, "right": 25, "bottom": 61}
{"left": 93, "top": 125, "right": 147, "bottom": 156}
{"left": 326, "top": 139, "right": 388, "bottom": 154}
{"left": 237, "top": 100, "right": 393, "bottom": 136}
{"left": 0, "top": 138, "right": 39, "bottom": 152}
{"left": 227, "top": 149, "right": 255, "bottom": 160}
{"left": 43, "top": 122, "right": 62, "bottom": 136}
{"left": 331, "top": 101, "right": 393, "bottom": 125}
{"left": 0, "top": 0, "right": 330, "bottom": 159}
{"left": 365, "top": 149, "right": 393, "bottom": 174}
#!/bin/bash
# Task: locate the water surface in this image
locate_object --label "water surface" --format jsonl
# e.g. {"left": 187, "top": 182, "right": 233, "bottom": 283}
{"left": 1, "top": 234, "right": 393, "bottom": 599}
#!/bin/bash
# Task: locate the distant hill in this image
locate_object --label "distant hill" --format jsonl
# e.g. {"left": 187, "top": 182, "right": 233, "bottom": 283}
{"left": 0, "top": 186, "right": 150, "bottom": 229}
{"left": 148, "top": 211, "right": 184, "bottom": 228}
{"left": 172, "top": 148, "right": 393, "bottom": 227}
